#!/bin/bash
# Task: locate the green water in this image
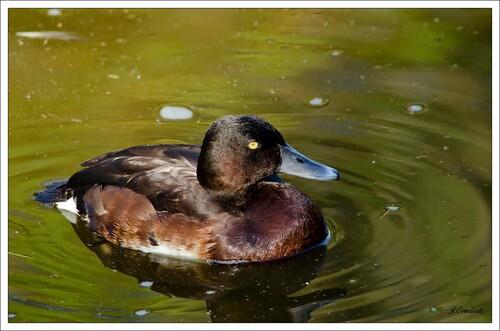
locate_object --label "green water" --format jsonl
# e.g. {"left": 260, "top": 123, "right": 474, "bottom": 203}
{"left": 8, "top": 8, "right": 492, "bottom": 323}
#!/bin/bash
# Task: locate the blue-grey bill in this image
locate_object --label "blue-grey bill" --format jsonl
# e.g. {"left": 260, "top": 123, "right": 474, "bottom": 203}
{"left": 277, "top": 144, "right": 340, "bottom": 181}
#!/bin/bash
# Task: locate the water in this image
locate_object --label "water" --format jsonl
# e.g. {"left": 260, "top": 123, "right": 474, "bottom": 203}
{"left": 7, "top": 8, "right": 492, "bottom": 323}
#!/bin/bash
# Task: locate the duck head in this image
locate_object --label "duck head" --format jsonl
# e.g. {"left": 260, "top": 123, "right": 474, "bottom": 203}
{"left": 197, "top": 115, "right": 339, "bottom": 200}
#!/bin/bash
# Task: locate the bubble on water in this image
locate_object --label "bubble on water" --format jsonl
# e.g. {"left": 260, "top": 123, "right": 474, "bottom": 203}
{"left": 403, "top": 102, "right": 428, "bottom": 115}
{"left": 134, "top": 309, "right": 150, "bottom": 317}
{"left": 304, "top": 96, "right": 330, "bottom": 108}
{"left": 158, "top": 105, "right": 193, "bottom": 121}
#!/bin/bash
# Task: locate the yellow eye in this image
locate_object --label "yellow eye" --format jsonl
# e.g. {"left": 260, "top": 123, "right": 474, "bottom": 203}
{"left": 248, "top": 141, "right": 260, "bottom": 149}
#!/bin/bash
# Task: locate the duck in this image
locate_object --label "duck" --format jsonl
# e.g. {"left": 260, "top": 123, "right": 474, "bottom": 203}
{"left": 36, "top": 115, "right": 339, "bottom": 263}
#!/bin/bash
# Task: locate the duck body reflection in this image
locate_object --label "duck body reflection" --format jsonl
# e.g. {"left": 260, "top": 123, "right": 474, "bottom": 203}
{"left": 73, "top": 221, "right": 346, "bottom": 322}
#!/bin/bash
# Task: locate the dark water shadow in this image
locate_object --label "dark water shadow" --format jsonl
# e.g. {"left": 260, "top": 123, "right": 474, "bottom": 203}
{"left": 72, "top": 221, "right": 347, "bottom": 322}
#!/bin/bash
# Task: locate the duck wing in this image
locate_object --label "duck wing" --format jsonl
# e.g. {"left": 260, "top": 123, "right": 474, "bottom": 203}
{"left": 66, "top": 144, "right": 223, "bottom": 218}
{"left": 79, "top": 144, "right": 200, "bottom": 168}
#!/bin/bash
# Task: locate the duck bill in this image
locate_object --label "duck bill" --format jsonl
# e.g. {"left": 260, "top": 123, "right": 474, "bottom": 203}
{"left": 277, "top": 144, "right": 340, "bottom": 181}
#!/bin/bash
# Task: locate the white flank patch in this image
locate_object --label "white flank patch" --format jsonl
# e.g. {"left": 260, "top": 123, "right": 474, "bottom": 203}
{"left": 59, "top": 209, "right": 79, "bottom": 224}
{"left": 55, "top": 198, "right": 88, "bottom": 224}
{"left": 55, "top": 197, "right": 78, "bottom": 214}
{"left": 141, "top": 245, "right": 199, "bottom": 261}
{"left": 55, "top": 198, "right": 199, "bottom": 260}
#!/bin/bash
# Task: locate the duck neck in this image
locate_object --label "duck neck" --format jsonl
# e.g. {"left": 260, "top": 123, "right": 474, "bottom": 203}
{"left": 209, "top": 183, "right": 259, "bottom": 208}
{"left": 197, "top": 143, "right": 258, "bottom": 207}
{"left": 197, "top": 167, "right": 257, "bottom": 207}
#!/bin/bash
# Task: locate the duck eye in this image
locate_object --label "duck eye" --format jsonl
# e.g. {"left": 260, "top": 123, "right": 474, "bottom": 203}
{"left": 247, "top": 141, "right": 260, "bottom": 150}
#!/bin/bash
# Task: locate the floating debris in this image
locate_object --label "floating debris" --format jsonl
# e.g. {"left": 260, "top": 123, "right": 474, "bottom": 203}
{"left": 403, "top": 102, "right": 428, "bottom": 115}
{"left": 8, "top": 252, "right": 32, "bottom": 259}
{"left": 16, "top": 31, "right": 83, "bottom": 41}
{"left": 8, "top": 313, "right": 17, "bottom": 319}
{"left": 304, "top": 96, "right": 330, "bottom": 108}
{"left": 158, "top": 105, "right": 193, "bottom": 120}
{"left": 380, "top": 204, "right": 401, "bottom": 219}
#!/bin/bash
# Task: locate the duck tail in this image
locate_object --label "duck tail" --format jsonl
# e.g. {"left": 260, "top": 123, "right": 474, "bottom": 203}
{"left": 33, "top": 179, "right": 69, "bottom": 204}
